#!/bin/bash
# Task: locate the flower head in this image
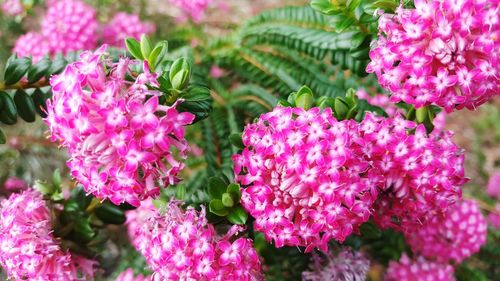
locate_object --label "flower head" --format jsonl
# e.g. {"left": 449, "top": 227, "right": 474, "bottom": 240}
{"left": 2, "top": 0, "right": 23, "bottom": 16}
{"left": 45, "top": 46, "right": 195, "bottom": 206}
{"left": 405, "top": 200, "right": 487, "bottom": 263}
{"left": 385, "top": 255, "right": 455, "bottom": 281}
{"left": 302, "top": 248, "right": 370, "bottom": 281}
{"left": 169, "top": 0, "right": 212, "bottom": 23}
{"left": 12, "top": 32, "right": 50, "bottom": 63}
{"left": 103, "top": 13, "right": 155, "bottom": 48}
{"left": 234, "top": 107, "right": 377, "bottom": 251}
{"left": 2, "top": 177, "right": 28, "bottom": 193}
{"left": 367, "top": 0, "right": 500, "bottom": 111}
{"left": 42, "top": 0, "right": 98, "bottom": 55}
{"left": 135, "top": 201, "right": 263, "bottom": 281}
{"left": 0, "top": 190, "right": 94, "bottom": 280}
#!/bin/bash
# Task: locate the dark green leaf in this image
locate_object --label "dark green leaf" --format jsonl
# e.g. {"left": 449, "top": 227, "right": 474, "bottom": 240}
{"left": 4, "top": 56, "right": 32, "bottom": 85}
{"left": 32, "top": 89, "right": 49, "bottom": 117}
{"left": 208, "top": 177, "right": 227, "bottom": 199}
{"left": 95, "top": 203, "right": 127, "bottom": 225}
{"left": 47, "top": 54, "right": 67, "bottom": 77}
{"left": 226, "top": 183, "right": 241, "bottom": 202}
{"left": 177, "top": 85, "right": 212, "bottom": 122}
{"left": 209, "top": 199, "right": 229, "bottom": 216}
{"left": 229, "top": 133, "right": 244, "bottom": 149}
{"left": 334, "top": 98, "right": 350, "bottom": 119}
{"left": 73, "top": 217, "right": 96, "bottom": 242}
{"left": 14, "top": 90, "right": 36, "bottom": 122}
{"left": 227, "top": 206, "right": 248, "bottom": 225}
{"left": 0, "top": 128, "right": 5, "bottom": 144}
{"left": 27, "top": 57, "right": 51, "bottom": 84}
{"left": 0, "top": 92, "right": 18, "bottom": 125}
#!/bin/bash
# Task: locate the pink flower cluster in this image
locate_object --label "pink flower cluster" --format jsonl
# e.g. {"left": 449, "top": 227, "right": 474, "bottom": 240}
{"left": 103, "top": 13, "right": 156, "bottom": 48}
{"left": 41, "top": 0, "right": 98, "bottom": 54}
{"left": 1, "top": 0, "right": 23, "bottom": 16}
{"left": 13, "top": 32, "right": 51, "bottom": 63}
{"left": 126, "top": 199, "right": 157, "bottom": 249}
{"left": 133, "top": 201, "right": 263, "bottom": 281}
{"left": 115, "top": 268, "right": 151, "bottom": 281}
{"left": 385, "top": 255, "right": 455, "bottom": 281}
{"left": 302, "top": 248, "right": 370, "bottom": 281}
{"left": 234, "top": 107, "right": 465, "bottom": 251}
{"left": 406, "top": 200, "right": 487, "bottom": 263}
{"left": 169, "top": 0, "right": 212, "bottom": 23}
{"left": 0, "top": 190, "right": 95, "bottom": 280}
{"left": 45, "top": 46, "right": 194, "bottom": 206}
{"left": 367, "top": 0, "right": 499, "bottom": 112}
{"left": 2, "top": 176, "right": 28, "bottom": 193}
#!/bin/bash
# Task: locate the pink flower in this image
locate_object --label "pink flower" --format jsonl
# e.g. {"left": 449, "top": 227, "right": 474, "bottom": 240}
{"left": 405, "top": 200, "right": 487, "bottom": 263}
{"left": 234, "top": 107, "right": 466, "bottom": 250}
{"left": 0, "top": 190, "right": 95, "bottom": 280}
{"left": 488, "top": 204, "right": 500, "bottom": 229}
{"left": 102, "top": 13, "right": 155, "bottom": 48}
{"left": 169, "top": 0, "right": 212, "bottom": 23}
{"left": 234, "top": 107, "right": 377, "bottom": 251}
{"left": 135, "top": 201, "right": 263, "bottom": 281}
{"left": 487, "top": 172, "right": 500, "bottom": 199}
{"left": 2, "top": 177, "right": 28, "bottom": 193}
{"left": 126, "top": 199, "right": 157, "bottom": 250}
{"left": 1, "top": 0, "right": 23, "bottom": 16}
{"left": 210, "top": 65, "right": 225, "bottom": 78}
{"left": 12, "top": 32, "right": 50, "bottom": 63}
{"left": 45, "top": 46, "right": 195, "bottom": 206}
{"left": 41, "top": 0, "right": 98, "bottom": 55}
{"left": 385, "top": 255, "right": 455, "bottom": 281}
{"left": 302, "top": 248, "right": 370, "bottom": 281}
{"left": 367, "top": 0, "right": 500, "bottom": 112}
{"left": 115, "top": 268, "right": 151, "bottom": 281}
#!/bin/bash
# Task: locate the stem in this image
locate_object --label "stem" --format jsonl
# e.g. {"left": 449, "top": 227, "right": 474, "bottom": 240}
{"left": 0, "top": 80, "right": 50, "bottom": 91}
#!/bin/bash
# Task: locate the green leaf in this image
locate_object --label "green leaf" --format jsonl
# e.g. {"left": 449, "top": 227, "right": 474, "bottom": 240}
{"left": 169, "top": 58, "right": 189, "bottom": 83}
{"left": 227, "top": 206, "right": 248, "bottom": 225}
{"left": 94, "top": 203, "right": 127, "bottom": 225}
{"left": 14, "top": 90, "right": 36, "bottom": 122}
{"left": 208, "top": 177, "right": 227, "bottom": 199}
{"left": 27, "top": 57, "right": 51, "bottom": 84}
{"left": 0, "top": 92, "right": 18, "bottom": 125}
{"left": 171, "top": 69, "right": 189, "bottom": 90}
{"left": 416, "top": 107, "right": 428, "bottom": 123}
{"left": 140, "top": 34, "right": 153, "bottom": 59}
{"left": 4, "top": 56, "right": 32, "bottom": 85}
{"left": 52, "top": 168, "right": 62, "bottom": 190}
{"left": 294, "top": 85, "right": 314, "bottom": 110}
{"left": 47, "top": 54, "right": 67, "bottom": 77}
{"left": 177, "top": 85, "right": 212, "bottom": 122}
{"left": 229, "top": 133, "right": 244, "bottom": 149}
{"left": 347, "top": 0, "right": 362, "bottom": 11}
{"left": 334, "top": 98, "right": 350, "bottom": 119}
{"left": 70, "top": 186, "right": 93, "bottom": 210}
{"left": 209, "top": 199, "right": 229, "bottom": 216}
{"left": 335, "top": 16, "right": 356, "bottom": 33}
{"left": 125, "top": 38, "right": 143, "bottom": 60}
{"left": 149, "top": 41, "right": 168, "bottom": 69}
{"left": 0, "top": 128, "right": 6, "bottom": 144}
{"left": 32, "top": 89, "right": 49, "bottom": 117}
{"left": 73, "top": 217, "right": 96, "bottom": 242}
{"left": 34, "top": 180, "right": 55, "bottom": 195}
{"left": 221, "top": 193, "right": 234, "bottom": 207}
{"left": 310, "top": 0, "right": 339, "bottom": 14}
{"left": 226, "top": 183, "right": 241, "bottom": 202}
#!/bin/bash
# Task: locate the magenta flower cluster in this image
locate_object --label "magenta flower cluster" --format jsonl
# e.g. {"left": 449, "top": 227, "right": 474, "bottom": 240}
{"left": 1, "top": 0, "right": 23, "bottom": 16}
{"left": 45, "top": 46, "right": 194, "bottom": 206}
{"left": 103, "top": 12, "right": 156, "bottom": 48}
{"left": 302, "top": 248, "right": 370, "bottom": 281}
{"left": 169, "top": 0, "right": 212, "bottom": 23}
{"left": 406, "top": 200, "right": 487, "bottom": 263}
{"left": 386, "top": 255, "right": 455, "bottom": 281}
{"left": 234, "top": 107, "right": 466, "bottom": 251}
{"left": 132, "top": 201, "right": 263, "bottom": 281}
{"left": 0, "top": 190, "right": 95, "bottom": 280}
{"left": 367, "top": 0, "right": 499, "bottom": 112}
{"left": 13, "top": 0, "right": 154, "bottom": 62}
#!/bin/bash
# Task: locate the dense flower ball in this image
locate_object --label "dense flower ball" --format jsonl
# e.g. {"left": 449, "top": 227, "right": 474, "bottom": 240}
{"left": 235, "top": 107, "right": 465, "bottom": 250}
{"left": 2, "top": 176, "right": 28, "bottom": 193}
{"left": 487, "top": 172, "right": 500, "bottom": 199}
{"left": 12, "top": 32, "right": 50, "bottom": 63}
{"left": 134, "top": 201, "right": 263, "bottom": 281}
{"left": 302, "top": 248, "right": 370, "bottom": 281}
{"left": 41, "top": 0, "right": 98, "bottom": 55}
{"left": 1, "top": 0, "right": 23, "bottom": 16}
{"left": 365, "top": 113, "right": 466, "bottom": 232}
{"left": 367, "top": 0, "right": 499, "bottom": 112}
{"left": 0, "top": 190, "right": 94, "bottom": 280}
{"left": 385, "top": 255, "right": 455, "bottom": 281}
{"left": 169, "top": 0, "right": 212, "bottom": 23}
{"left": 126, "top": 199, "right": 157, "bottom": 250}
{"left": 115, "top": 268, "right": 151, "bottom": 281}
{"left": 234, "top": 107, "right": 377, "bottom": 251}
{"left": 102, "top": 13, "right": 155, "bottom": 48}
{"left": 406, "top": 200, "right": 487, "bottom": 263}
{"left": 45, "top": 46, "right": 195, "bottom": 206}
